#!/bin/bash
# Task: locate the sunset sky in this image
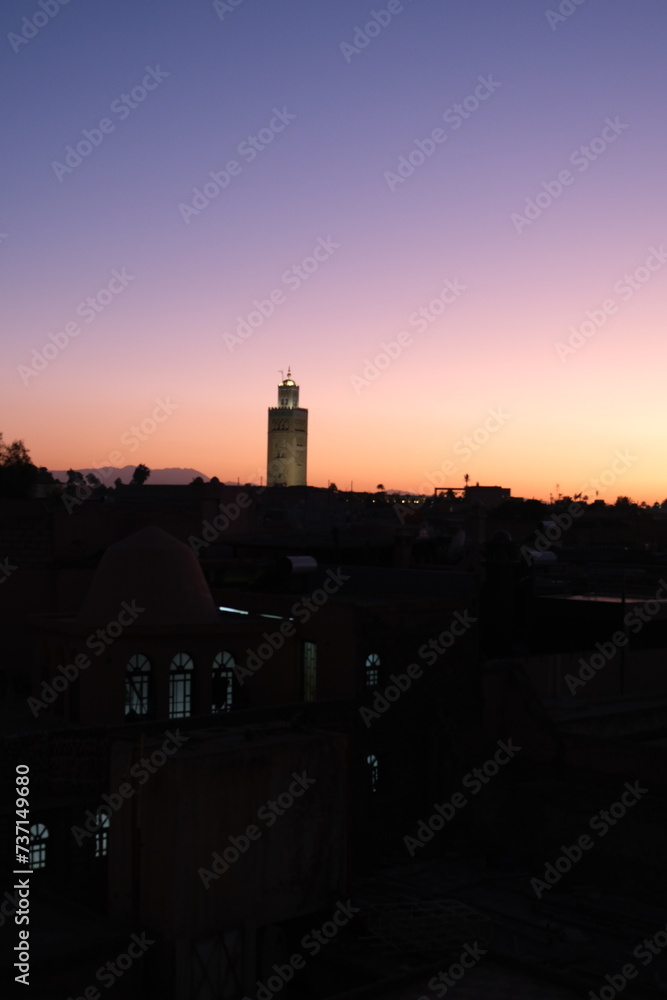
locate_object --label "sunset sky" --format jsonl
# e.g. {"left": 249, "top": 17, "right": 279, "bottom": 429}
{"left": 3, "top": 0, "right": 667, "bottom": 500}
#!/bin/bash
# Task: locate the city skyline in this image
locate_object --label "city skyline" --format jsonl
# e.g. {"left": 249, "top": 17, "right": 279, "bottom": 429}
{"left": 3, "top": 1, "right": 667, "bottom": 502}
{"left": 6, "top": 5, "right": 667, "bottom": 997}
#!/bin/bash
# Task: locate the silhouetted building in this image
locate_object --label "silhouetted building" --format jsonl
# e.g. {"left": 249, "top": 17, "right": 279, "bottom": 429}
{"left": 267, "top": 369, "right": 307, "bottom": 487}
{"left": 6, "top": 489, "right": 667, "bottom": 998}
{"left": 464, "top": 484, "right": 510, "bottom": 508}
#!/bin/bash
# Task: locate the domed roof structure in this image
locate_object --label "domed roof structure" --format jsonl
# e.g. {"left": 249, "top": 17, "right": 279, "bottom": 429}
{"left": 77, "top": 525, "right": 219, "bottom": 627}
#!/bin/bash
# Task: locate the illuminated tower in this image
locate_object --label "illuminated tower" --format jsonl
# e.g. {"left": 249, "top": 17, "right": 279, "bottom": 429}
{"left": 267, "top": 368, "right": 308, "bottom": 486}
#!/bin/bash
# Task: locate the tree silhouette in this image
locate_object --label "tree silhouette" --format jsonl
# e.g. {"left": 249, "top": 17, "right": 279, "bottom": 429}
{"left": 1, "top": 438, "right": 31, "bottom": 465}
{"left": 0, "top": 434, "right": 39, "bottom": 498}
{"left": 130, "top": 464, "right": 151, "bottom": 486}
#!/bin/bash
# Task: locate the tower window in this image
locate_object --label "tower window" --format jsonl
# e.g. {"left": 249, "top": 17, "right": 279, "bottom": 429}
{"left": 366, "top": 754, "right": 379, "bottom": 793}
{"left": 30, "top": 823, "right": 49, "bottom": 869}
{"left": 365, "top": 653, "right": 380, "bottom": 688}
{"left": 94, "top": 810, "right": 110, "bottom": 858}
{"left": 212, "top": 651, "right": 235, "bottom": 712}
{"left": 169, "top": 653, "right": 194, "bottom": 718}
{"left": 125, "top": 654, "right": 151, "bottom": 717}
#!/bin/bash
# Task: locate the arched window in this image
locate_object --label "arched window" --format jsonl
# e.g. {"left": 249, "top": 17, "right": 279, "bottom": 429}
{"left": 94, "top": 810, "right": 110, "bottom": 859}
{"left": 365, "top": 653, "right": 380, "bottom": 688}
{"left": 30, "top": 823, "right": 49, "bottom": 869}
{"left": 125, "top": 654, "right": 151, "bottom": 717}
{"left": 169, "top": 653, "right": 194, "bottom": 718}
{"left": 212, "top": 652, "right": 235, "bottom": 713}
{"left": 366, "top": 754, "right": 379, "bottom": 793}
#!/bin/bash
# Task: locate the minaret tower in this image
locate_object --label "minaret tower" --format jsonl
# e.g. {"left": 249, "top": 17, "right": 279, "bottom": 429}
{"left": 267, "top": 368, "right": 308, "bottom": 486}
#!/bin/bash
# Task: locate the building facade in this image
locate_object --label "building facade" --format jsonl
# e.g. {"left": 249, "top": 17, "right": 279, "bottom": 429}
{"left": 267, "top": 369, "right": 308, "bottom": 487}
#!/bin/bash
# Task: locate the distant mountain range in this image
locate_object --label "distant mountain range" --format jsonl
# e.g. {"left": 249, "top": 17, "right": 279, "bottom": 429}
{"left": 47, "top": 470, "right": 419, "bottom": 491}
{"left": 49, "top": 467, "right": 211, "bottom": 485}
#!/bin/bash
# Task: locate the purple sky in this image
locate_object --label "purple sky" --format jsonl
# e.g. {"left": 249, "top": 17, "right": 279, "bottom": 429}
{"left": 3, "top": 0, "right": 667, "bottom": 499}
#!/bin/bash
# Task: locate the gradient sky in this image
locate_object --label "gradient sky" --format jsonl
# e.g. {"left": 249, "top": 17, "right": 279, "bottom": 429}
{"left": 3, "top": 0, "right": 667, "bottom": 500}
